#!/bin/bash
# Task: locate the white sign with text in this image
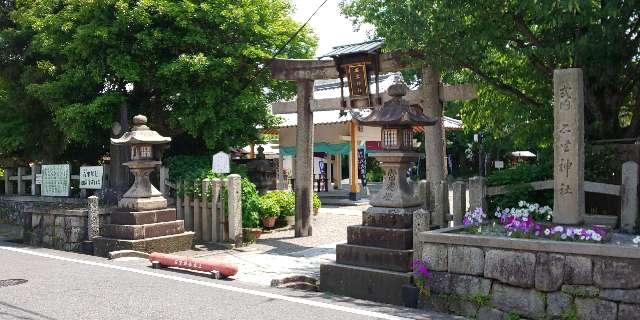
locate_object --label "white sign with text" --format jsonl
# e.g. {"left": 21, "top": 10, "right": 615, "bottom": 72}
{"left": 41, "top": 164, "right": 70, "bottom": 197}
{"left": 212, "top": 151, "right": 230, "bottom": 174}
{"left": 80, "top": 166, "right": 103, "bottom": 189}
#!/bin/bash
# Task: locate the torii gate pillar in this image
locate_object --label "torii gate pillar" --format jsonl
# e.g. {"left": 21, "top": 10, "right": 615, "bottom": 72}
{"left": 422, "top": 66, "right": 448, "bottom": 227}
{"left": 294, "top": 79, "right": 314, "bottom": 237}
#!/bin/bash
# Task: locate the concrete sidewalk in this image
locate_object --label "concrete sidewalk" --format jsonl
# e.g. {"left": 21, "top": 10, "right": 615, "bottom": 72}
{"left": 172, "top": 205, "right": 366, "bottom": 286}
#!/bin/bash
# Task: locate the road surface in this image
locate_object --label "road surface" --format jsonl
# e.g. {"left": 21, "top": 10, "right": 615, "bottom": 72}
{"left": 0, "top": 242, "right": 460, "bottom": 320}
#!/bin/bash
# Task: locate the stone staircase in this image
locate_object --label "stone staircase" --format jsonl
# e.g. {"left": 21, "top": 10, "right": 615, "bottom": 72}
{"left": 320, "top": 207, "right": 419, "bottom": 305}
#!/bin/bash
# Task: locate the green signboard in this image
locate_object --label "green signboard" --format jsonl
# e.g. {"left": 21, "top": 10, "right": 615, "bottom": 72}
{"left": 41, "top": 164, "right": 70, "bottom": 197}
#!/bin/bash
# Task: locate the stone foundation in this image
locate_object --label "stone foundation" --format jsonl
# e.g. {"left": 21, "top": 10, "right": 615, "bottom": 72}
{"left": 420, "top": 226, "right": 640, "bottom": 319}
{"left": 0, "top": 196, "right": 108, "bottom": 251}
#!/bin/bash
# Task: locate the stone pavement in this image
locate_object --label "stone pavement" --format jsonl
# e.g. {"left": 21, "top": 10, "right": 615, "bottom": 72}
{"left": 172, "top": 205, "right": 367, "bottom": 286}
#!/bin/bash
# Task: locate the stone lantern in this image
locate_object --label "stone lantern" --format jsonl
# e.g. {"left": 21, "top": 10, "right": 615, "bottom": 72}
{"left": 111, "top": 115, "right": 170, "bottom": 211}
{"left": 94, "top": 114, "right": 194, "bottom": 257}
{"left": 320, "top": 82, "right": 438, "bottom": 305}
{"left": 353, "top": 82, "right": 437, "bottom": 207}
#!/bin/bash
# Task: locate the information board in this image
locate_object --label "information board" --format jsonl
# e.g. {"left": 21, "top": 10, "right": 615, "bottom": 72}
{"left": 80, "top": 166, "right": 103, "bottom": 189}
{"left": 41, "top": 164, "right": 70, "bottom": 197}
{"left": 212, "top": 151, "right": 230, "bottom": 174}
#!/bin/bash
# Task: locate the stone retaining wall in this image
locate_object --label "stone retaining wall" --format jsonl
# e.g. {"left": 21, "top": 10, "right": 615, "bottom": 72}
{"left": 0, "top": 196, "right": 108, "bottom": 251}
{"left": 29, "top": 209, "right": 108, "bottom": 251}
{"left": 420, "top": 228, "right": 640, "bottom": 319}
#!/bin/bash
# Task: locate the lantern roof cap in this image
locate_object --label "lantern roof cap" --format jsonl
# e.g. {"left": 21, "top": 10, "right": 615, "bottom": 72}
{"left": 111, "top": 114, "right": 171, "bottom": 145}
{"left": 352, "top": 83, "right": 439, "bottom": 127}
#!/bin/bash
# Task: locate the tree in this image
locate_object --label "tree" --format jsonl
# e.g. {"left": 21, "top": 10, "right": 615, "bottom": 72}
{"left": 341, "top": 0, "right": 639, "bottom": 150}
{"left": 0, "top": 0, "right": 316, "bottom": 161}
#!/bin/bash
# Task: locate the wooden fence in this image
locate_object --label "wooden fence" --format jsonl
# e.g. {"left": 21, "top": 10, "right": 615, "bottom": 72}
{"left": 450, "top": 161, "right": 639, "bottom": 232}
{"left": 1, "top": 164, "right": 108, "bottom": 198}
{"left": 165, "top": 175, "right": 242, "bottom": 246}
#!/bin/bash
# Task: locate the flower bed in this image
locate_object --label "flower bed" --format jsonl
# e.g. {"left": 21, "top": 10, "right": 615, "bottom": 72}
{"left": 418, "top": 225, "right": 640, "bottom": 319}
{"left": 462, "top": 202, "right": 610, "bottom": 243}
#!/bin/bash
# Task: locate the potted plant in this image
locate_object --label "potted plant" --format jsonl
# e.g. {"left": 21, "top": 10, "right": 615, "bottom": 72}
{"left": 259, "top": 196, "right": 280, "bottom": 228}
{"left": 313, "top": 192, "right": 321, "bottom": 215}
{"left": 263, "top": 190, "right": 296, "bottom": 226}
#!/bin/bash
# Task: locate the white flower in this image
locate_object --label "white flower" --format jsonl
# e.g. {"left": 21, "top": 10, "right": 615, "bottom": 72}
{"left": 561, "top": 234, "right": 567, "bottom": 240}
{"left": 518, "top": 201, "right": 526, "bottom": 207}
{"left": 592, "top": 234, "right": 602, "bottom": 242}
{"left": 544, "top": 229, "right": 551, "bottom": 236}
{"left": 633, "top": 236, "right": 640, "bottom": 244}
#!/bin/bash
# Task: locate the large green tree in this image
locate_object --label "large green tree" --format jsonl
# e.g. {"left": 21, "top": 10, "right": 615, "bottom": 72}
{"left": 0, "top": 0, "right": 316, "bottom": 162}
{"left": 341, "top": 0, "right": 639, "bottom": 151}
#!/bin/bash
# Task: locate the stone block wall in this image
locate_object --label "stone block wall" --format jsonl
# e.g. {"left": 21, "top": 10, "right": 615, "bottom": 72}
{"left": 0, "top": 195, "right": 108, "bottom": 251}
{"left": 421, "top": 243, "right": 640, "bottom": 319}
{"left": 29, "top": 209, "right": 108, "bottom": 251}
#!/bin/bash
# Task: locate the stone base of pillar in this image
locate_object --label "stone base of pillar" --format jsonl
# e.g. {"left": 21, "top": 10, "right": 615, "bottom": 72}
{"left": 320, "top": 206, "right": 426, "bottom": 306}
{"left": 93, "top": 207, "right": 193, "bottom": 257}
{"left": 349, "top": 192, "right": 361, "bottom": 201}
{"left": 118, "top": 196, "right": 167, "bottom": 211}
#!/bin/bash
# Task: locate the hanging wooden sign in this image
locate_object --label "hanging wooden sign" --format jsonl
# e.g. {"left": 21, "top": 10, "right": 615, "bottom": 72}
{"left": 347, "top": 63, "right": 369, "bottom": 98}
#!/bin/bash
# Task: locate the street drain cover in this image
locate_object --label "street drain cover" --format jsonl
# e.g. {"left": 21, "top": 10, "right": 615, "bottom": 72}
{"left": 0, "top": 279, "right": 27, "bottom": 288}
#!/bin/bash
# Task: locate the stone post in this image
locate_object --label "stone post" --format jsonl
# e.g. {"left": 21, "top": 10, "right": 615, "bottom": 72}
{"left": 4, "top": 168, "right": 13, "bottom": 195}
{"left": 553, "top": 68, "right": 585, "bottom": 224}
{"left": 201, "top": 179, "right": 212, "bottom": 242}
{"left": 452, "top": 180, "right": 467, "bottom": 226}
{"left": 621, "top": 161, "right": 639, "bottom": 233}
{"left": 294, "top": 79, "right": 314, "bottom": 237}
{"left": 193, "top": 180, "right": 201, "bottom": 241}
{"left": 31, "top": 164, "right": 40, "bottom": 196}
{"left": 430, "top": 180, "right": 448, "bottom": 228}
{"left": 16, "top": 167, "right": 25, "bottom": 195}
{"left": 421, "top": 66, "right": 446, "bottom": 185}
{"left": 468, "top": 176, "right": 487, "bottom": 212}
{"left": 227, "top": 174, "right": 242, "bottom": 246}
{"left": 413, "top": 208, "right": 430, "bottom": 261}
{"left": 87, "top": 195, "right": 100, "bottom": 239}
{"left": 159, "top": 166, "right": 168, "bottom": 196}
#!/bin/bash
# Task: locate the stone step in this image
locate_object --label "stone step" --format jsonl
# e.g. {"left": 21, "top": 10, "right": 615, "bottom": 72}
{"left": 362, "top": 207, "right": 415, "bottom": 229}
{"left": 347, "top": 225, "right": 412, "bottom": 250}
{"left": 320, "top": 262, "right": 412, "bottom": 306}
{"left": 93, "top": 232, "right": 194, "bottom": 257}
{"left": 110, "top": 208, "right": 177, "bottom": 225}
{"left": 336, "top": 244, "right": 413, "bottom": 272}
{"left": 103, "top": 220, "right": 185, "bottom": 240}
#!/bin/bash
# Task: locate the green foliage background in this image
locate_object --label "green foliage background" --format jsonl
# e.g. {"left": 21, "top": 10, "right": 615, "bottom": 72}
{"left": 341, "top": 0, "right": 639, "bottom": 152}
{"left": 0, "top": 0, "right": 316, "bottom": 162}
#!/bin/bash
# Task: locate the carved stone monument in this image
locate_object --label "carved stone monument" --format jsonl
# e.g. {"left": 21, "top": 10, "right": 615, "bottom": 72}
{"left": 320, "top": 83, "right": 437, "bottom": 305}
{"left": 553, "top": 69, "right": 585, "bottom": 224}
{"left": 94, "top": 115, "right": 194, "bottom": 257}
{"left": 247, "top": 146, "right": 277, "bottom": 194}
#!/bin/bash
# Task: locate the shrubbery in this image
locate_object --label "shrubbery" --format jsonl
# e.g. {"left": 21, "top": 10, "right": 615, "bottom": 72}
{"left": 262, "top": 191, "right": 295, "bottom": 216}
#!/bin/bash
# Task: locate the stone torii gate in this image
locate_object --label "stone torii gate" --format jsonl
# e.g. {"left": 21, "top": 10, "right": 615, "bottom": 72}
{"left": 269, "top": 54, "right": 476, "bottom": 236}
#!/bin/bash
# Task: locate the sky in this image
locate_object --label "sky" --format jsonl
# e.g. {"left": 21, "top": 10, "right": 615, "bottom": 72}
{"left": 291, "top": 0, "right": 375, "bottom": 57}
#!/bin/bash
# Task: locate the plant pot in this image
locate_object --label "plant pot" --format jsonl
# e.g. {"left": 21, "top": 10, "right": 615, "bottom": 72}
{"left": 313, "top": 207, "right": 319, "bottom": 215}
{"left": 285, "top": 215, "right": 295, "bottom": 226}
{"left": 242, "top": 228, "right": 262, "bottom": 243}
{"left": 262, "top": 216, "right": 277, "bottom": 228}
{"left": 401, "top": 284, "right": 419, "bottom": 308}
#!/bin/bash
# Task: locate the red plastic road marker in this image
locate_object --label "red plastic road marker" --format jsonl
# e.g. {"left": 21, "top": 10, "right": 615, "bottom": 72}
{"left": 149, "top": 252, "right": 238, "bottom": 278}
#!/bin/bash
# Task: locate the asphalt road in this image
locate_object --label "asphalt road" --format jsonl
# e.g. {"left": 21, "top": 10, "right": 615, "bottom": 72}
{"left": 0, "top": 242, "right": 459, "bottom": 320}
